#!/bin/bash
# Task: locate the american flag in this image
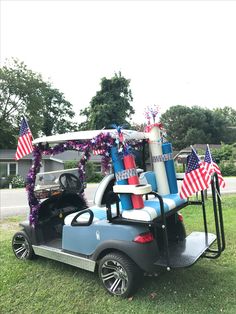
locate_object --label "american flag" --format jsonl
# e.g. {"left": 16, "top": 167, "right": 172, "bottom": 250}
{"left": 203, "top": 145, "right": 225, "bottom": 189}
{"left": 15, "top": 117, "right": 33, "bottom": 160}
{"left": 180, "top": 148, "right": 210, "bottom": 199}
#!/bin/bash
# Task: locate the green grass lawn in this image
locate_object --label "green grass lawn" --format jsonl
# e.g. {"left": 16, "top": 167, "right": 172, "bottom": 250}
{"left": 1, "top": 195, "right": 236, "bottom": 314}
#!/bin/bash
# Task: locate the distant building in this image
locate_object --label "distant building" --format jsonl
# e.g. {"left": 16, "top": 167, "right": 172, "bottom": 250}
{"left": 0, "top": 149, "right": 102, "bottom": 188}
{"left": 174, "top": 144, "right": 222, "bottom": 171}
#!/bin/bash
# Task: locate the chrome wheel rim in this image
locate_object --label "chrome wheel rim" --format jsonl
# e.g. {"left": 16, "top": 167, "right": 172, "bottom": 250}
{"left": 13, "top": 234, "right": 30, "bottom": 259}
{"left": 101, "top": 260, "right": 129, "bottom": 295}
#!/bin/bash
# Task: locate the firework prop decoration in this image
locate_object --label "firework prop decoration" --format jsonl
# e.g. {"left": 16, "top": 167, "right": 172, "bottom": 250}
{"left": 110, "top": 146, "right": 133, "bottom": 210}
{"left": 144, "top": 105, "right": 160, "bottom": 125}
{"left": 162, "top": 142, "right": 178, "bottom": 194}
{"left": 148, "top": 125, "right": 170, "bottom": 195}
{"left": 123, "top": 153, "right": 144, "bottom": 209}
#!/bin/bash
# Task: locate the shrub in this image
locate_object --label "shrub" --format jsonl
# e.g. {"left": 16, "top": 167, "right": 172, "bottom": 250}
{"left": 212, "top": 143, "right": 236, "bottom": 163}
{"left": 10, "top": 175, "right": 25, "bottom": 188}
{"left": 219, "top": 161, "right": 236, "bottom": 176}
{"left": 88, "top": 172, "right": 104, "bottom": 183}
{"left": 175, "top": 163, "right": 185, "bottom": 173}
{"left": 86, "top": 161, "right": 104, "bottom": 183}
{"left": 64, "top": 160, "right": 78, "bottom": 169}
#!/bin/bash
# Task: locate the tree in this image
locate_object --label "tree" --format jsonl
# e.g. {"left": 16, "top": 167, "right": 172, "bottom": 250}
{"left": 79, "top": 72, "right": 134, "bottom": 130}
{"left": 0, "top": 59, "right": 78, "bottom": 148}
{"left": 160, "top": 105, "right": 229, "bottom": 150}
{"left": 213, "top": 106, "right": 236, "bottom": 126}
{"left": 213, "top": 107, "right": 236, "bottom": 143}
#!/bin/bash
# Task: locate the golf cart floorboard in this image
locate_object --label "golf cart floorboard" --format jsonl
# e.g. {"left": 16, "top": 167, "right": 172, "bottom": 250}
{"left": 155, "top": 232, "right": 216, "bottom": 268}
{"left": 44, "top": 238, "right": 62, "bottom": 249}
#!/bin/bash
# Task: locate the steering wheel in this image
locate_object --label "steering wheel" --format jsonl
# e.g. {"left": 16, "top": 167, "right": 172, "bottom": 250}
{"left": 59, "top": 173, "right": 83, "bottom": 193}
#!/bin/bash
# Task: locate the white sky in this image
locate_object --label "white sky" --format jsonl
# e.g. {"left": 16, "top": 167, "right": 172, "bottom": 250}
{"left": 1, "top": 0, "right": 236, "bottom": 124}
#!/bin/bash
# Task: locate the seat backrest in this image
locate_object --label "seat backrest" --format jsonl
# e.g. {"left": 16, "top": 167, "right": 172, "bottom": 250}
{"left": 139, "top": 171, "right": 158, "bottom": 192}
{"left": 93, "top": 174, "right": 115, "bottom": 207}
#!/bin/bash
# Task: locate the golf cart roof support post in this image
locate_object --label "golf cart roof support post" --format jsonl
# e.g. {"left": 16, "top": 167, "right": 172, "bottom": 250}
{"left": 142, "top": 140, "right": 147, "bottom": 172}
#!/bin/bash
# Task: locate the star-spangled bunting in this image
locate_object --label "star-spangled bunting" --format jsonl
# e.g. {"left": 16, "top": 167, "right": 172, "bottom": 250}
{"left": 203, "top": 145, "right": 225, "bottom": 189}
{"left": 92, "top": 149, "right": 105, "bottom": 155}
{"left": 180, "top": 148, "right": 210, "bottom": 199}
{"left": 15, "top": 117, "right": 33, "bottom": 160}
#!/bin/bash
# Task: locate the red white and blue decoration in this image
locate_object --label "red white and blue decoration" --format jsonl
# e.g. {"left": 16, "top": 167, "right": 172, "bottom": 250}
{"left": 180, "top": 148, "right": 210, "bottom": 199}
{"left": 26, "top": 127, "right": 145, "bottom": 225}
{"left": 15, "top": 117, "right": 33, "bottom": 160}
{"left": 203, "top": 144, "right": 226, "bottom": 189}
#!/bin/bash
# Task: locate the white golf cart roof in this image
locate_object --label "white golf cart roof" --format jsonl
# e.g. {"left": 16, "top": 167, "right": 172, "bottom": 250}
{"left": 33, "top": 129, "right": 148, "bottom": 145}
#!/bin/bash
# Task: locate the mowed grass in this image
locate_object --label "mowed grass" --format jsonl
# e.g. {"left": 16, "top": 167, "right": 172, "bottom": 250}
{"left": 0, "top": 195, "right": 236, "bottom": 314}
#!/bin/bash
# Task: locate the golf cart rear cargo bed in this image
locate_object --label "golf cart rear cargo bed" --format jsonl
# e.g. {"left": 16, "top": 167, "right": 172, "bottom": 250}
{"left": 155, "top": 232, "right": 216, "bottom": 268}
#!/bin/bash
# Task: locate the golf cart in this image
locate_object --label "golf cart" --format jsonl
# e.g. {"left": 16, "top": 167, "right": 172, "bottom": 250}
{"left": 12, "top": 128, "right": 225, "bottom": 297}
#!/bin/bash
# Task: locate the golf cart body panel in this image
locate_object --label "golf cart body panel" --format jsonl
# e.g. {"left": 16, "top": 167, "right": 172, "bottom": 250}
{"left": 62, "top": 219, "right": 149, "bottom": 255}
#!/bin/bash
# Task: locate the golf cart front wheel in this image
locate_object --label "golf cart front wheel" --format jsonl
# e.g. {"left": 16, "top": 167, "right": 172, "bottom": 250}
{"left": 12, "top": 231, "right": 35, "bottom": 260}
{"left": 98, "top": 252, "right": 140, "bottom": 298}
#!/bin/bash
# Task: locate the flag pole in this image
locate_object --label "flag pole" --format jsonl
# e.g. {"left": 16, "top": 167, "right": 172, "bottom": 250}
{"left": 22, "top": 115, "right": 34, "bottom": 141}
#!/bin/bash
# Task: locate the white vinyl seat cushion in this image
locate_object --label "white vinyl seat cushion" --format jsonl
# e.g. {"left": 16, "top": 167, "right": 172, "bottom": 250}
{"left": 121, "top": 193, "right": 187, "bottom": 222}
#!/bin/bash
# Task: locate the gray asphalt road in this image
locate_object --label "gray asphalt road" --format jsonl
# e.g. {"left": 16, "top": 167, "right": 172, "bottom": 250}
{"left": 0, "top": 184, "right": 99, "bottom": 219}
{"left": 1, "top": 178, "right": 235, "bottom": 219}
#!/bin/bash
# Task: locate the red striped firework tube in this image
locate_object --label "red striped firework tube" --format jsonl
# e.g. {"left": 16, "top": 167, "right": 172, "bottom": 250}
{"left": 123, "top": 154, "right": 144, "bottom": 209}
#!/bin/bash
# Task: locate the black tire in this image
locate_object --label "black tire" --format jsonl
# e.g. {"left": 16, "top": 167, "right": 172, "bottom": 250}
{"left": 98, "top": 252, "right": 141, "bottom": 298}
{"left": 12, "top": 231, "right": 35, "bottom": 260}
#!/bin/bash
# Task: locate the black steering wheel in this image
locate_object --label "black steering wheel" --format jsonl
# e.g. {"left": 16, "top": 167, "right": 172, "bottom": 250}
{"left": 59, "top": 173, "right": 83, "bottom": 193}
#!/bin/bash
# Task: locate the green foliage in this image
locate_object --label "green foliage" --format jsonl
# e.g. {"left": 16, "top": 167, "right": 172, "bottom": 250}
{"left": 0, "top": 58, "right": 78, "bottom": 148}
{"left": 213, "top": 106, "right": 236, "bottom": 126}
{"left": 175, "top": 163, "right": 185, "bottom": 173}
{"left": 64, "top": 160, "right": 104, "bottom": 182}
{"left": 160, "top": 105, "right": 234, "bottom": 150}
{"left": 0, "top": 175, "right": 25, "bottom": 188}
{"left": 64, "top": 160, "right": 78, "bottom": 169}
{"left": 80, "top": 72, "right": 134, "bottom": 130}
{"left": 10, "top": 175, "right": 25, "bottom": 188}
{"left": 219, "top": 161, "right": 236, "bottom": 176}
{"left": 85, "top": 161, "right": 104, "bottom": 183}
{"left": 212, "top": 143, "right": 236, "bottom": 163}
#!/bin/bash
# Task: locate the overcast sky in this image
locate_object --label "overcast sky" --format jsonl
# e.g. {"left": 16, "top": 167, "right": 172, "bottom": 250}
{"left": 1, "top": 0, "right": 236, "bottom": 124}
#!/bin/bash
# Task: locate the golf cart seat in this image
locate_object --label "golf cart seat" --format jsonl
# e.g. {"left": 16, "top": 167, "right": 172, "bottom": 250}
{"left": 139, "top": 171, "right": 158, "bottom": 192}
{"left": 93, "top": 174, "right": 115, "bottom": 207}
{"left": 116, "top": 171, "right": 187, "bottom": 222}
{"left": 121, "top": 193, "right": 187, "bottom": 221}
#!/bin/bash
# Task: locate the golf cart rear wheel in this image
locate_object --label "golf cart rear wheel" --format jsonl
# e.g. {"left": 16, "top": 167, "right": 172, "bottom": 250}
{"left": 98, "top": 252, "right": 140, "bottom": 298}
{"left": 12, "top": 231, "right": 35, "bottom": 260}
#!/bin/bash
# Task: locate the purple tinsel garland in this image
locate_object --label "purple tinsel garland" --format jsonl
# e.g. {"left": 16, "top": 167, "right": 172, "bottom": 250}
{"left": 26, "top": 132, "right": 116, "bottom": 226}
{"left": 26, "top": 130, "right": 144, "bottom": 226}
{"left": 26, "top": 146, "right": 42, "bottom": 226}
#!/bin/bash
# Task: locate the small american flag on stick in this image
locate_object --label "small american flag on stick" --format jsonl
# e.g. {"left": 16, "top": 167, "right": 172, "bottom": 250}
{"left": 180, "top": 148, "right": 210, "bottom": 199}
{"left": 15, "top": 117, "right": 33, "bottom": 160}
{"left": 203, "top": 144, "right": 225, "bottom": 189}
